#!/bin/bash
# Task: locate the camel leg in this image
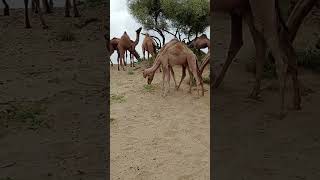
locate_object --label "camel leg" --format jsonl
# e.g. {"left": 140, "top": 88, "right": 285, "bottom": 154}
{"left": 72, "top": 0, "right": 80, "bottom": 17}
{"left": 177, "top": 66, "right": 186, "bottom": 90}
{"left": 32, "top": 0, "right": 39, "bottom": 14}
{"left": 187, "top": 68, "right": 193, "bottom": 94}
{"left": 168, "top": 65, "right": 171, "bottom": 91}
{"left": 124, "top": 51, "right": 127, "bottom": 66}
{"left": 2, "top": 0, "right": 9, "bottom": 16}
{"left": 148, "top": 51, "right": 150, "bottom": 61}
{"left": 162, "top": 66, "right": 169, "bottom": 97}
{"left": 214, "top": 13, "right": 243, "bottom": 88}
{"left": 65, "top": 0, "right": 71, "bottom": 17}
{"left": 34, "top": 0, "right": 48, "bottom": 29}
{"left": 169, "top": 66, "right": 178, "bottom": 89}
{"left": 49, "top": 0, "right": 53, "bottom": 9}
{"left": 117, "top": 50, "right": 120, "bottom": 71}
{"left": 245, "top": 13, "right": 267, "bottom": 99}
{"left": 249, "top": 0, "right": 288, "bottom": 118}
{"left": 42, "top": 0, "right": 52, "bottom": 13}
{"left": 189, "top": 58, "right": 204, "bottom": 96}
{"left": 24, "top": 0, "right": 32, "bottom": 28}
{"left": 142, "top": 48, "right": 145, "bottom": 61}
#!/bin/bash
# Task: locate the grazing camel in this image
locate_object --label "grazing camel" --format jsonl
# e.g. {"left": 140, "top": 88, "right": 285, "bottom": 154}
{"left": 143, "top": 40, "right": 204, "bottom": 97}
{"left": 188, "top": 34, "right": 210, "bottom": 51}
{"left": 143, "top": 39, "right": 180, "bottom": 85}
{"left": 142, "top": 33, "right": 157, "bottom": 60}
{"left": 211, "top": 0, "right": 302, "bottom": 118}
{"left": 117, "top": 27, "right": 142, "bottom": 71}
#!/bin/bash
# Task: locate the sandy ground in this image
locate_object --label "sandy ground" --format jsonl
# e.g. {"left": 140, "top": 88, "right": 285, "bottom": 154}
{"left": 110, "top": 64, "right": 210, "bottom": 179}
{"left": 212, "top": 13, "right": 320, "bottom": 179}
{"left": 0, "top": 6, "right": 107, "bottom": 179}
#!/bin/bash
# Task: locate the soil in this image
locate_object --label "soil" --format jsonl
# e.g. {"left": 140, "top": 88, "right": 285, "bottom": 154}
{"left": 0, "top": 6, "right": 107, "bottom": 180}
{"left": 110, "top": 63, "right": 210, "bottom": 180}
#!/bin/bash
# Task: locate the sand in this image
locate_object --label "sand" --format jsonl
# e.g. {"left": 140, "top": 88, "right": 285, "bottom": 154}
{"left": 0, "top": 6, "right": 107, "bottom": 179}
{"left": 110, "top": 64, "right": 210, "bottom": 179}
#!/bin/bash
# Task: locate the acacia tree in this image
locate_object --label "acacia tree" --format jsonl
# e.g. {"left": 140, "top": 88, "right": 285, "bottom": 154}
{"left": 128, "top": 0, "right": 209, "bottom": 46}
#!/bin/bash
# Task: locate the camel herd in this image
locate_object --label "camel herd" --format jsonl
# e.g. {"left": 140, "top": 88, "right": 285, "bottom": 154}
{"left": 108, "top": 0, "right": 319, "bottom": 118}
{"left": 109, "top": 27, "right": 210, "bottom": 97}
{"left": 1, "top": 0, "right": 80, "bottom": 28}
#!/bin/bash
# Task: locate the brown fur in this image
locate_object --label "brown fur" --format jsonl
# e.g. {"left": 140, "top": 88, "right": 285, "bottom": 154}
{"left": 143, "top": 40, "right": 204, "bottom": 97}
{"left": 117, "top": 27, "right": 142, "bottom": 71}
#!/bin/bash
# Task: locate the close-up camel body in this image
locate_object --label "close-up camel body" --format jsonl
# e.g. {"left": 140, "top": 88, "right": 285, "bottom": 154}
{"left": 143, "top": 40, "right": 204, "bottom": 97}
{"left": 117, "top": 27, "right": 142, "bottom": 71}
{"left": 211, "top": 0, "right": 302, "bottom": 118}
{"left": 142, "top": 33, "right": 157, "bottom": 60}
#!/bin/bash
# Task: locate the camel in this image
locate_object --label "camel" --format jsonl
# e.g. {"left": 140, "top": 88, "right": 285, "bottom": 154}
{"left": 188, "top": 34, "right": 210, "bottom": 51}
{"left": 142, "top": 33, "right": 157, "bottom": 60}
{"left": 117, "top": 27, "right": 142, "bottom": 71}
{"left": 211, "top": 0, "right": 302, "bottom": 118}
{"left": 110, "top": 37, "right": 139, "bottom": 67}
{"left": 143, "top": 40, "right": 204, "bottom": 97}
{"left": 143, "top": 39, "right": 180, "bottom": 85}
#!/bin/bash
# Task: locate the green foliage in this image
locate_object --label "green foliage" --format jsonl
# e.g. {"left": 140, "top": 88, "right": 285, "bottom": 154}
{"left": 0, "top": 103, "right": 48, "bottom": 130}
{"left": 203, "top": 76, "right": 210, "bottom": 84}
{"left": 111, "top": 94, "right": 126, "bottom": 103}
{"left": 128, "top": 0, "right": 209, "bottom": 39}
{"left": 143, "top": 84, "right": 155, "bottom": 92}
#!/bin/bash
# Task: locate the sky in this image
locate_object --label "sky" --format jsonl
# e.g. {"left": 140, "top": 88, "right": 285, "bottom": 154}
{"left": 110, "top": 0, "right": 210, "bottom": 64}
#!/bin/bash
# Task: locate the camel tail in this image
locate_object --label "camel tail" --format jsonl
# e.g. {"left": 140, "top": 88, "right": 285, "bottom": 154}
{"left": 275, "top": 0, "right": 289, "bottom": 33}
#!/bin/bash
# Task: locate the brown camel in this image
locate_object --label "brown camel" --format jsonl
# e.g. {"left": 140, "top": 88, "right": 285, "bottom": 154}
{"left": 117, "top": 27, "right": 142, "bottom": 71}
{"left": 110, "top": 37, "right": 137, "bottom": 67}
{"left": 188, "top": 34, "right": 210, "bottom": 51}
{"left": 211, "top": 0, "right": 302, "bottom": 118}
{"left": 142, "top": 33, "right": 157, "bottom": 60}
{"left": 143, "top": 40, "right": 204, "bottom": 97}
{"left": 143, "top": 39, "right": 180, "bottom": 85}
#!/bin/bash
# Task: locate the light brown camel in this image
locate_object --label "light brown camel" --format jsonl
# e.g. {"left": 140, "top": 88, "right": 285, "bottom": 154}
{"left": 143, "top": 39, "right": 180, "bottom": 85}
{"left": 142, "top": 33, "right": 157, "bottom": 60}
{"left": 211, "top": 0, "right": 302, "bottom": 118}
{"left": 117, "top": 27, "right": 142, "bottom": 71}
{"left": 143, "top": 40, "right": 204, "bottom": 97}
{"left": 188, "top": 34, "right": 210, "bottom": 51}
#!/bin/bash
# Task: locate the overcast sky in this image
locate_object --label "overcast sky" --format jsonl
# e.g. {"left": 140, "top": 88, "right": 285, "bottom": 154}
{"left": 110, "top": 0, "right": 210, "bottom": 64}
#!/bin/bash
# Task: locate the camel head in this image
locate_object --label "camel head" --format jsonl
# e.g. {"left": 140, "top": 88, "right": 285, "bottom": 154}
{"left": 143, "top": 70, "right": 154, "bottom": 85}
{"left": 134, "top": 27, "right": 142, "bottom": 47}
{"left": 187, "top": 38, "right": 197, "bottom": 48}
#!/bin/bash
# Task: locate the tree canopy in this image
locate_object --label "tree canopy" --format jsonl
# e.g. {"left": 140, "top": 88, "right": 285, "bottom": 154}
{"left": 128, "top": 0, "right": 209, "bottom": 45}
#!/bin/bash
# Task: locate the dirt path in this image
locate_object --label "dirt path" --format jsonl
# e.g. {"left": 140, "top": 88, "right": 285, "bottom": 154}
{"left": 0, "top": 6, "right": 107, "bottom": 179}
{"left": 110, "top": 65, "right": 210, "bottom": 180}
{"left": 212, "top": 13, "right": 320, "bottom": 179}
